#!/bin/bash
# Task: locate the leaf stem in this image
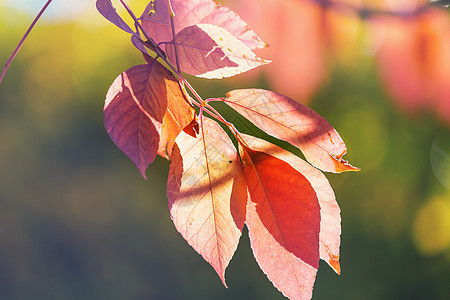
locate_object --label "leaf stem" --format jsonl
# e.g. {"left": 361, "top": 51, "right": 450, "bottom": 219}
{"left": 0, "top": 0, "right": 53, "bottom": 86}
{"left": 118, "top": 0, "right": 212, "bottom": 112}
{"left": 118, "top": 0, "right": 166, "bottom": 58}
{"left": 201, "top": 102, "right": 249, "bottom": 149}
{"left": 118, "top": 0, "right": 247, "bottom": 147}
{"left": 120, "top": 1, "right": 179, "bottom": 71}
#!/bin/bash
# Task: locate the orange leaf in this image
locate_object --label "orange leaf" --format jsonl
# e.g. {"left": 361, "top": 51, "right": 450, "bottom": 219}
{"left": 157, "top": 81, "right": 196, "bottom": 159}
{"left": 167, "top": 116, "right": 247, "bottom": 285}
{"left": 241, "top": 138, "right": 321, "bottom": 300}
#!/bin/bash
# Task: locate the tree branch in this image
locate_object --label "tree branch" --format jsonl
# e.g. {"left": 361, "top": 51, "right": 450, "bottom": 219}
{"left": 0, "top": 0, "right": 53, "bottom": 86}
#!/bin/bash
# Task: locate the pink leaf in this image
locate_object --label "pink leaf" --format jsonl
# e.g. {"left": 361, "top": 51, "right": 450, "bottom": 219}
{"left": 140, "top": 0, "right": 266, "bottom": 50}
{"left": 219, "top": 89, "right": 359, "bottom": 173}
{"left": 242, "top": 134, "right": 341, "bottom": 275}
{"left": 96, "top": 0, "right": 150, "bottom": 55}
{"left": 240, "top": 139, "right": 320, "bottom": 300}
{"left": 165, "top": 24, "right": 269, "bottom": 78}
{"left": 104, "top": 61, "right": 193, "bottom": 178}
{"left": 167, "top": 116, "right": 247, "bottom": 285}
{"left": 96, "top": 0, "right": 135, "bottom": 34}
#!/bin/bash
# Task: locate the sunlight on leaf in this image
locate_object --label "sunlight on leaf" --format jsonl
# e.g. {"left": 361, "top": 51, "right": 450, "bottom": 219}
{"left": 240, "top": 137, "right": 320, "bottom": 300}
{"left": 104, "top": 60, "right": 193, "bottom": 178}
{"left": 167, "top": 116, "right": 247, "bottom": 285}
{"left": 220, "top": 89, "right": 359, "bottom": 173}
{"left": 242, "top": 134, "right": 342, "bottom": 274}
{"left": 165, "top": 24, "right": 269, "bottom": 79}
{"left": 140, "top": 0, "right": 267, "bottom": 50}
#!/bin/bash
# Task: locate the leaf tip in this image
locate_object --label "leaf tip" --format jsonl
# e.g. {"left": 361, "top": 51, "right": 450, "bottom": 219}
{"left": 328, "top": 254, "right": 341, "bottom": 275}
{"left": 183, "top": 117, "right": 200, "bottom": 137}
{"left": 139, "top": 168, "right": 148, "bottom": 180}
{"left": 219, "top": 273, "right": 229, "bottom": 289}
{"left": 257, "top": 57, "right": 271, "bottom": 65}
{"left": 330, "top": 154, "right": 360, "bottom": 173}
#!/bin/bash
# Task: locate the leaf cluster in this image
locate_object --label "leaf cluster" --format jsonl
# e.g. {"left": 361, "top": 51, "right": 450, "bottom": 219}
{"left": 98, "top": 1, "right": 358, "bottom": 299}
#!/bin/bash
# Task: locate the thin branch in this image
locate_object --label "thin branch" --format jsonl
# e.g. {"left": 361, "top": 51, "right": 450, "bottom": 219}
{"left": 0, "top": 0, "right": 53, "bottom": 86}
{"left": 118, "top": 0, "right": 208, "bottom": 109}
{"left": 166, "top": 0, "right": 181, "bottom": 73}
{"left": 118, "top": 1, "right": 179, "bottom": 74}
{"left": 118, "top": 0, "right": 250, "bottom": 147}
{"left": 431, "top": 0, "right": 450, "bottom": 8}
{"left": 312, "top": 0, "right": 449, "bottom": 19}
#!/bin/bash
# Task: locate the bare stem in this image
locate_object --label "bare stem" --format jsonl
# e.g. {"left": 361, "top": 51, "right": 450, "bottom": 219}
{"left": 0, "top": 0, "right": 53, "bottom": 86}
{"left": 202, "top": 101, "right": 249, "bottom": 148}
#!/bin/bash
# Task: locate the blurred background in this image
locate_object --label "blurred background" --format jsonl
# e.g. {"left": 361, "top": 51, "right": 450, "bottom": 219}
{"left": 0, "top": 0, "right": 449, "bottom": 299}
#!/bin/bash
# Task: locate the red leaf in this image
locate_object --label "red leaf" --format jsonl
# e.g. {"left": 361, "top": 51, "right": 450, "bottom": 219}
{"left": 165, "top": 24, "right": 269, "bottom": 79}
{"left": 104, "top": 61, "right": 194, "bottom": 178}
{"left": 96, "top": 0, "right": 134, "bottom": 34}
{"left": 167, "top": 116, "right": 247, "bottom": 285}
{"left": 241, "top": 138, "right": 320, "bottom": 300}
{"left": 220, "top": 89, "right": 359, "bottom": 173}
{"left": 140, "top": 0, "right": 267, "bottom": 50}
{"left": 242, "top": 134, "right": 341, "bottom": 275}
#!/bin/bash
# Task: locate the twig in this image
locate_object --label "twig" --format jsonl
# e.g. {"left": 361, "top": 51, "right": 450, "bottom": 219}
{"left": 118, "top": 0, "right": 206, "bottom": 109}
{"left": 0, "top": 0, "right": 53, "bottom": 86}
{"left": 118, "top": 0, "right": 249, "bottom": 145}
{"left": 166, "top": 0, "right": 181, "bottom": 73}
{"left": 118, "top": 1, "right": 179, "bottom": 73}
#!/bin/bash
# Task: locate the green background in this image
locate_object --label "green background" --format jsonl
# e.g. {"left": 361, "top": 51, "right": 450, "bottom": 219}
{"left": 1, "top": 1, "right": 450, "bottom": 299}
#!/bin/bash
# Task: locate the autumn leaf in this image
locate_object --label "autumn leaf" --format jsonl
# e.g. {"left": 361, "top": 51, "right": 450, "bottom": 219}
{"left": 96, "top": 0, "right": 135, "bottom": 34}
{"left": 167, "top": 116, "right": 247, "bottom": 285}
{"left": 216, "top": 89, "right": 358, "bottom": 173}
{"left": 241, "top": 134, "right": 341, "bottom": 275}
{"left": 240, "top": 137, "right": 321, "bottom": 300}
{"left": 140, "top": 0, "right": 267, "bottom": 50}
{"left": 96, "top": 2, "right": 359, "bottom": 299}
{"left": 104, "top": 60, "right": 194, "bottom": 178}
{"left": 165, "top": 24, "right": 269, "bottom": 79}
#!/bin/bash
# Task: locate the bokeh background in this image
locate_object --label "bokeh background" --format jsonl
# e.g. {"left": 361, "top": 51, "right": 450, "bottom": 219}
{"left": 1, "top": 0, "right": 450, "bottom": 299}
